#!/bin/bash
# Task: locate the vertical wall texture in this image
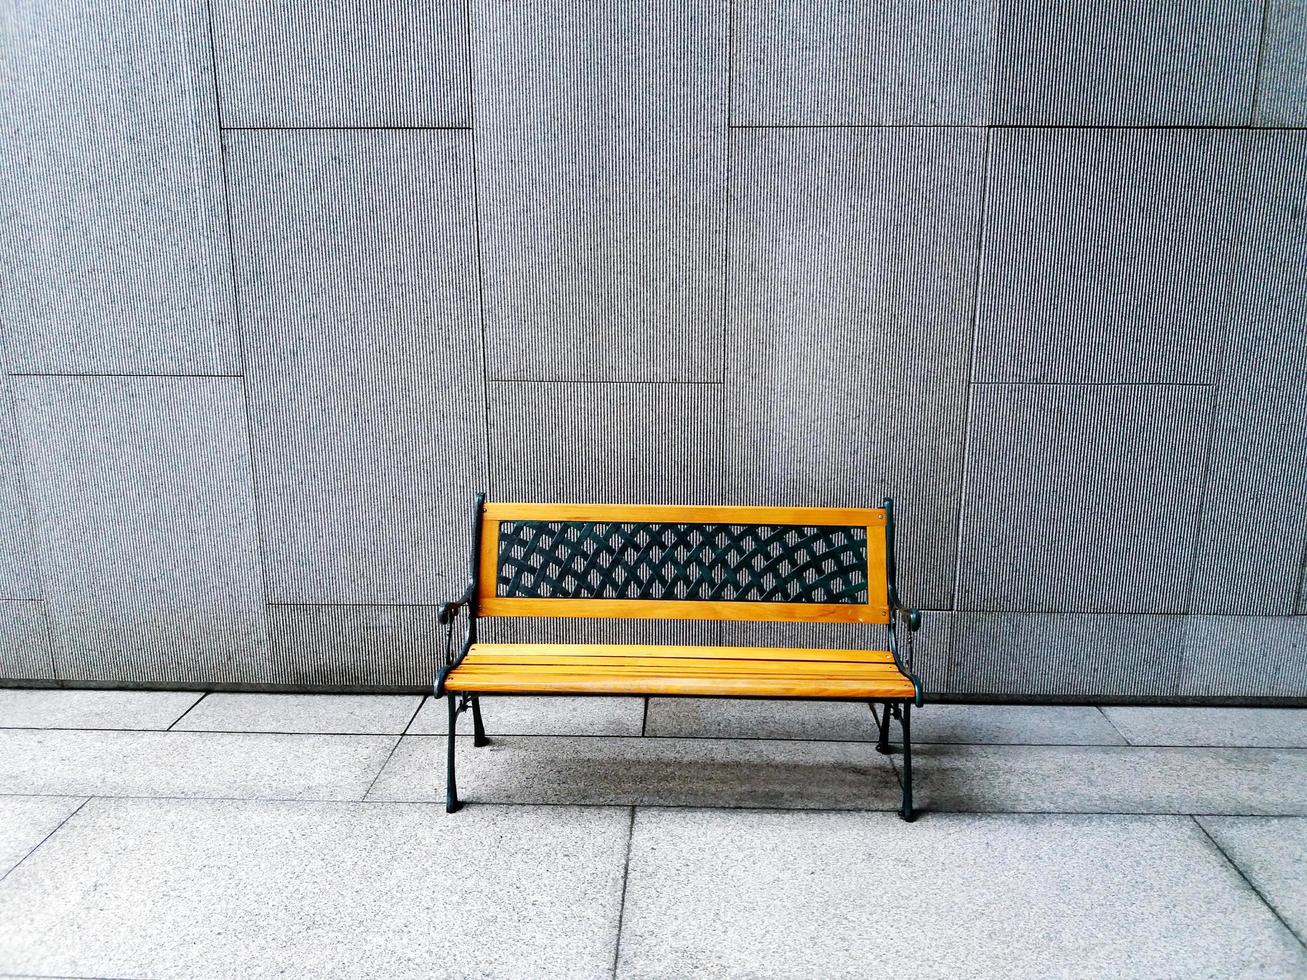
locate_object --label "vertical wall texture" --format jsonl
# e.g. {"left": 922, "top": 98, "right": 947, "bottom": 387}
{"left": 0, "top": 0, "right": 1303, "bottom": 699}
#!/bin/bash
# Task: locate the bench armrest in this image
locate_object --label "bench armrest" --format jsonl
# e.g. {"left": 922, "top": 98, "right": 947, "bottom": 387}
{"left": 434, "top": 586, "right": 477, "bottom": 697}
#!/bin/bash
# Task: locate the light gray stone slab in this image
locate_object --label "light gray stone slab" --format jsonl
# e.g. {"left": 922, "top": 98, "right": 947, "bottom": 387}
{"left": 487, "top": 383, "right": 726, "bottom": 504}
{"left": 1199, "top": 816, "right": 1307, "bottom": 941}
{"left": 955, "top": 387, "right": 1212, "bottom": 615}
{"left": 268, "top": 604, "right": 446, "bottom": 688}
{"left": 907, "top": 704, "right": 1127, "bottom": 745}
{"left": 1104, "top": 707, "right": 1307, "bottom": 748}
{"left": 975, "top": 129, "right": 1244, "bottom": 384}
{"left": 1257, "top": 1, "right": 1307, "bottom": 125}
{"left": 1193, "top": 133, "right": 1307, "bottom": 614}
{"left": 409, "top": 695, "right": 643, "bottom": 736}
{"left": 368, "top": 735, "right": 901, "bottom": 810}
{"left": 726, "top": 128, "right": 984, "bottom": 611}
{"left": 173, "top": 694, "right": 422, "bottom": 735}
{"left": 0, "top": 730, "right": 394, "bottom": 801}
{"left": 1181, "top": 616, "right": 1307, "bottom": 699}
{"left": 950, "top": 613, "right": 1187, "bottom": 698}
{"left": 473, "top": 0, "right": 727, "bottom": 381}
{"left": 0, "top": 798, "right": 627, "bottom": 979}
{"left": 617, "top": 810, "right": 1307, "bottom": 978}
{"left": 719, "top": 614, "right": 951, "bottom": 696}
{"left": 10, "top": 378, "right": 270, "bottom": 684}
{"left": 0, "top": 0, "right": 236, "bottom": 374}
{"left": 0, "top": 796, "right": 84, "bottom": 879}
{"left": 225, "top": 130, "right": 483, "bottom": 604}
{"left": 0, "top": 603, "right": 53, "bottom": 682}
{"left": 993, "top": 0, "right": 1262, "bottom": 125}
{"left": 732, "top": 0, "right": 995, "bottom": 125}
{"left": 212, "top": 0, "right": 470, "bottom": 127}
{"left": 645, "top": 698, "right": 877, "bottom": 741}
{"left": 0, "top": 690, "right": 202, "bottom": 730}
{"left": 914, "top": 744, "right": 1307, "bottom": 815}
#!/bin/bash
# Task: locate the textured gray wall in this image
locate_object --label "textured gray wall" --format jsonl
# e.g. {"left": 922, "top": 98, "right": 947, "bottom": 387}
{"left": 0, "top": 0, "right": 1304, "bottom": 700}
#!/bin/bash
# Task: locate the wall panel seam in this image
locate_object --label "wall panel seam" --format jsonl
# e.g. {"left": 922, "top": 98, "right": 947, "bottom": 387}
{"left": 947, "top": 126, "right": 995, "bottom": 683}
{"left": 463, "top": 0, "right": 492, "bottom": 496}
{"left": 1250, "top": 0, "right": 1273, "bottom": 123}
{"left": 204, "top": 0, "right": 274, "bottom": 649}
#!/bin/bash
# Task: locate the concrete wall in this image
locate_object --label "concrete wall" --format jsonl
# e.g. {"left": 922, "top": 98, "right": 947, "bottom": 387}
{"left": 1, "top": 0, "right": 1304, "bottom": 700}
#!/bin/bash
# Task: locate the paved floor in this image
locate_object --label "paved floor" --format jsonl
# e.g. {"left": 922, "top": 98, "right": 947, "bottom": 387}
{"left": 0, "top": 690, "right": 1304, "bottom": 979}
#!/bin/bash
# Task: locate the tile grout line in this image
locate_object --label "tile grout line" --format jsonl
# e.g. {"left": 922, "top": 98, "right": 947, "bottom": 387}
{"left": 1191, "top": 816, "right": 1306, "bottom": 950}
{"left": 360, "top": 733, "right": 408, "bottom": 802}
{"left": 0, "top": 790, "right": 1303, "bottom": 820}
{"left": 0, "top": 796, "right": 90, "bottom": 885}
{"left": 3, "top": 724, "right": 1306, "bottom": 750}
{"left": 1094, "top": 705, "right": 1134, "bottom": 745}
{"left": 166, "top": 692, "right": 210, "bottom": 731}
{"left": 610, "top": 806, "right": 637, "bottom": 979}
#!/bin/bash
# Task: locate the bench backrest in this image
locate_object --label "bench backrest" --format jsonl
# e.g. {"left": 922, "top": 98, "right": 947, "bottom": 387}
{"left": 470, "top": 501, "right": 894, "bottom": 624}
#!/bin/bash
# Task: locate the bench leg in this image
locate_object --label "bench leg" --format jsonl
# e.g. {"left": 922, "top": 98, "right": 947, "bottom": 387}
{"left": 874, "top": 701, "right": 893, "bottom": 754}
{"left": 899, "top": 701, "right": 915, "bottom": 822}
{"left": 471, "top": 696, "right": 489, "bottom": 747}
{"left": 445, "top": 695, "right": 462, "bottom": 813}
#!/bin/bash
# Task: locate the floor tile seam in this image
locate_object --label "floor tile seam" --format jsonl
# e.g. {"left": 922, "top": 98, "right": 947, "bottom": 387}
{"left": 1094, "top": 705, "right": 1134, "bottom": 744}
{"left": 3, "top": 727, "right": 1307, "bottom": 750}
{"left": 359, "top": 734, "right": 407, "bottom": 802}
{"left": 0, "top": 796, "right": 90, "bottom": 885}
{"left": 610, "top": 806, "right": 636, "bottom": 979}
{"left": 0, "top": 792, "right": 1302, "bottom": 820}
{"left": 164, "top": 692, "right": 209, "bottom": 731}
{"left": 1190, "top": 816, "right": 1307, "bottom": 951}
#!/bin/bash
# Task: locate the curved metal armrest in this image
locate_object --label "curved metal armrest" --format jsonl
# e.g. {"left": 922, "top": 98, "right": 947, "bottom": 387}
{"left": 887, "top": 607, "right": 924, "bottom": 707}
{"left": 434, "top": 588, "right": 477, "bottom": 696}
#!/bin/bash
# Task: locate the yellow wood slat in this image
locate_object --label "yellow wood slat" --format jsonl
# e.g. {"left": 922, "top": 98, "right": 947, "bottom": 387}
{"left": 461, "top": 655, "right": 905, "bottom": 677}
{"left": 476, "top": 596, "right": 889, "bottom": 624}
{"left": 468, "top": 643, "right": 895, "bottom": 664}
{"left": 445, "top": 672, "right": 915, "bottom": 698}
{"left": 483, "top": 501, "right": 887, "bottom": 527}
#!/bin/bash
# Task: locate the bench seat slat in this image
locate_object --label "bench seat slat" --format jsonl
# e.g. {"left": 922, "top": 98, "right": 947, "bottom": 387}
{"left": 462, "top": 643, "right": 896, "bottom": 664}
{"left": 444, "top": 643, "right": 916, "bottom": 698}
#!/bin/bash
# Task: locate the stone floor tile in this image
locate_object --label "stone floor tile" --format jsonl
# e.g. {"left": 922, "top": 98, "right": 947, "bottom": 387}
{"left": 0, "top": 796, "right": 84, "bottom": 878}
{"left": 912, "top": 744, "right": 1307, "bottom": 815}
{"left": 1102, "top": 706, "right": 1307, "bottom": 747}
{"left": 0, "top": 797, "right": 626, "bottom": 979}
{"left": 644, "top": 697, "right": 877, "bottom": 740}
{"left": 0, "top": 689, "right": 202, "bottom": 730}
{"left": 616, "top": 809, "right": 1307, "bottom": 978}
{"left": 408, "top": 694, "right": 644, "bottom": 736}
{"left": 909, "top": 704, "right": 1127, "bottom": 744}
{"left": 368, "top": 735, "right": 902, "bottom": 810}
{"left": 0, "top": 730, "right": 395, "bottom": 801}
{"left": 172, "top": 693, "right": 422, "bottom": 734}
{"left": 1198, "top": 816, "right": 1307, "bottom": 942}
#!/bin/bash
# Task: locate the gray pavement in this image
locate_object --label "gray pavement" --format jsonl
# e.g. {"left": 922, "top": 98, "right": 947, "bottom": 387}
{"left": 0, "top": 690, "right": 1303, "bottom": 978}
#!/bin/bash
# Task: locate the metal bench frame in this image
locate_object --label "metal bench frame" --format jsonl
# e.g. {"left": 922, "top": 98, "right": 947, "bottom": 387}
{"left": 435, "top": 495, "right": 923, "bottom": 819}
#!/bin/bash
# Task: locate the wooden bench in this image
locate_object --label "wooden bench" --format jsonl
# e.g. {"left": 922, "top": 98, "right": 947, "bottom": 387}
{"left": 435, "top": 497, "right": 924, "bottom": 819}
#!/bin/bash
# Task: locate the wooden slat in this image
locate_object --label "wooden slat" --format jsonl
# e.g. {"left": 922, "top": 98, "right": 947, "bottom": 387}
{"left": 445, "top": 671, "right": 915, "bottom": 698}
{"left": 482, "top": 501, "right": 887, "bottom": 527}
{"left": 467, "top": 643, "right": 895, "bottom": 664}
{"left": 461, "top": 655, "right": 903, "bottom": 677}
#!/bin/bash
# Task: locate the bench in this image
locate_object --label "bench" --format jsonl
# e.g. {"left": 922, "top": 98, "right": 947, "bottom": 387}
{"left": 435, "top": 497, "right": 924, "bottom": 819}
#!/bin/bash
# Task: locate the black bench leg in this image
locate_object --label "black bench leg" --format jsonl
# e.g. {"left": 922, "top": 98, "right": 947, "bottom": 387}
{"left": 874, "top": 701, "right": 893, "bottom": 754}
{"left": 445, "top": 695, "right": 462, "bottom": 813}
{"left": 899, "top": 701, "right": 915, "bottom": 822}
{"left": 471, "top": 696, "right": 489, "bottom": 747}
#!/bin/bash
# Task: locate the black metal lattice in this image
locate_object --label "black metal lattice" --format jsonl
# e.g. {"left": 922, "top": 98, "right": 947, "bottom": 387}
{"left": 495, "top": 521, "right": 869, "bottom": 604}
